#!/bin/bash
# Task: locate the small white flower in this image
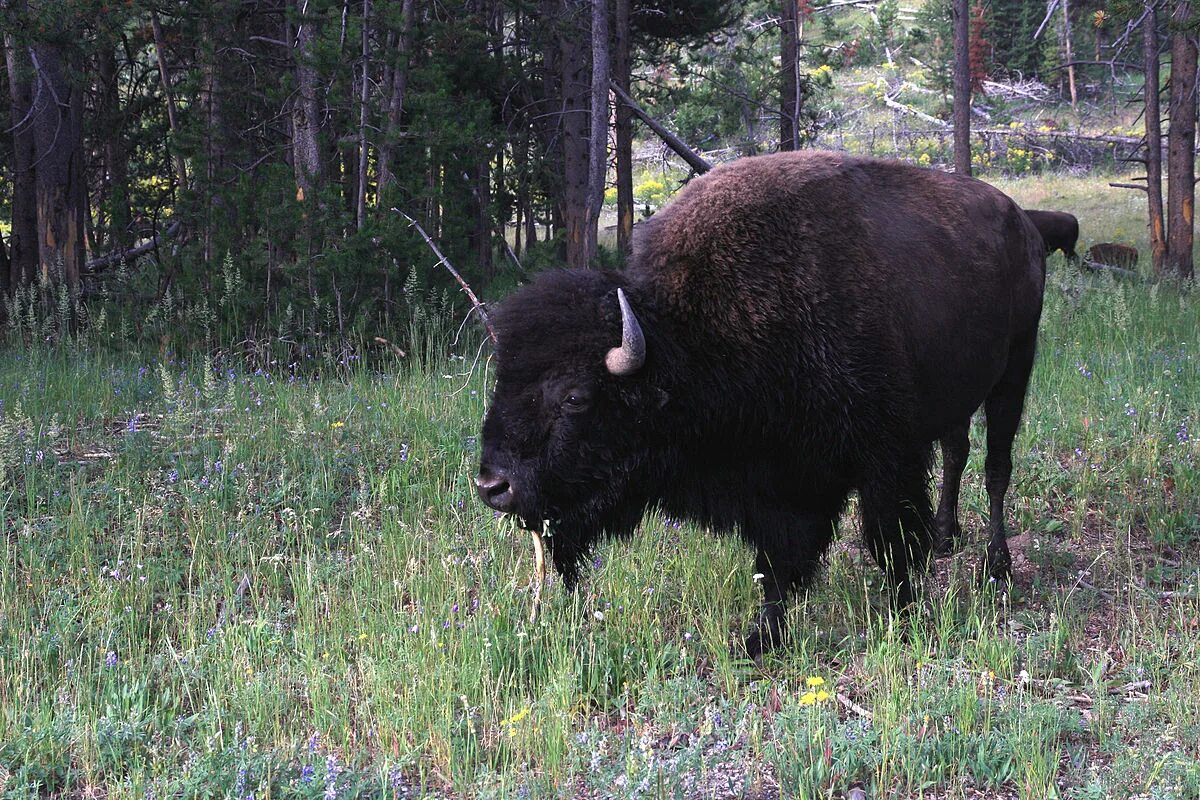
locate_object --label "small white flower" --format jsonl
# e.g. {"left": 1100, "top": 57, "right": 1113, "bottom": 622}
{"left": 594, "top": 610, "right": 605, "bottom": 621}
{"left": 752, "top": 573, "right": 765, "bottom": 584}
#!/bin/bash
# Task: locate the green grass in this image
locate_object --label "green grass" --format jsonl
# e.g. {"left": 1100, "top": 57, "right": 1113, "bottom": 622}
{"left": 2, "top": 174, "right": 1199, "bottom": 798}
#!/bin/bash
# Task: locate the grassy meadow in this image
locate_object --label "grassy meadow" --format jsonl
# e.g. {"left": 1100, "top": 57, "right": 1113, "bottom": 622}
{"left": 1, "top": 173, "right": 1199, "bottom": 799}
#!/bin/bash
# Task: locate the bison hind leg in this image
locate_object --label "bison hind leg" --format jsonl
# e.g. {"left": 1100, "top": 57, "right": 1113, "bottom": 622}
{"left": 741, "top": 508, "right": 839, "bottom": 661}
{"left": 933, "top": 419, "right": 971, "bottom": 556}
{"left": 980, "top": 331, "right": 1038, "bottom": 585}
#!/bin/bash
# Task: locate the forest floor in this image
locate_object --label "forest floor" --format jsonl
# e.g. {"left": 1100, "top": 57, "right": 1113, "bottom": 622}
{"left": 1, "top": 172, "right": 1198, "bottom": 799}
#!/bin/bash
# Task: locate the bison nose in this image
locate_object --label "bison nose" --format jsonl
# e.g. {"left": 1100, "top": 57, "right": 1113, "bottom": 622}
{"left": 475, "top": 466, "right": 516, "bottom": 512}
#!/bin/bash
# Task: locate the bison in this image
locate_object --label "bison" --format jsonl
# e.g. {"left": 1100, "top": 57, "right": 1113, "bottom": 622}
{"left": 475, "top": 151, "right": 1046, "bottom": 657}
{"left": 1087, "top": 242, "right": 1139, "bottom": 270}
{"left": 1024, "top": 209, "right": 1079, "bottom": 259}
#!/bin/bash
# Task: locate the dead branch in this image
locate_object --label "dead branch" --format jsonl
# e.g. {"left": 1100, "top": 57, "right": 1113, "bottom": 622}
{"left": 84, "top": 221, "right": 182, "bottom": 274}
{"left": 393, "top": 208, "right": 497, "bottom": 344}
{"left": 610, "top": 80, "right": 713, "bottom": 174}
{"left": 1110, "top": 182, "right": 1149, "bottom": 191}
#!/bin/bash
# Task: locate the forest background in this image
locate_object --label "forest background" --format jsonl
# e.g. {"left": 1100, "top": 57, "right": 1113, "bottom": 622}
{"left": 2, "top": 0, "right": 1196, "bottom": 357}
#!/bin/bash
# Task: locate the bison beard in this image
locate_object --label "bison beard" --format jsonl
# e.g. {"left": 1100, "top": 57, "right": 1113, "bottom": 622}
{"left": 476, "top": 151, "right": 1046, "bottom": 658}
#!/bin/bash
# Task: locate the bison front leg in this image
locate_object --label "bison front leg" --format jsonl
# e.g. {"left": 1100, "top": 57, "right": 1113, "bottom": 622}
{"left": 861, "top": 454, "right": 935, "bottom": 612}
{"left": 742, "top": 511, "right": 837, "bottom": 660}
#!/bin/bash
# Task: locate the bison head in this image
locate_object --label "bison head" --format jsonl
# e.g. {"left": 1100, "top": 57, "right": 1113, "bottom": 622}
{"left": 475, "top": 270, "right": 665, "bottom": 586}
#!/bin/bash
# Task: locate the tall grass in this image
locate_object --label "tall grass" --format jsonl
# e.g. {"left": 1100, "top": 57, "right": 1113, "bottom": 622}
{"left": 1, "top": 174, "right": 1198, "bottom": 798}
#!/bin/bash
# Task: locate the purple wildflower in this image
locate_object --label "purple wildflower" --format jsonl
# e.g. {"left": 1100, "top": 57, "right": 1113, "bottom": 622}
{"left": 105, "top": 651, "right": 118, "bottom": 667}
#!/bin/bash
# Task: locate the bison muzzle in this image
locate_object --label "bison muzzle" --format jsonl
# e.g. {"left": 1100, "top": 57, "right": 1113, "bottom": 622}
{"left": 476, "top": 151, "right": 1046, "bottom": 658}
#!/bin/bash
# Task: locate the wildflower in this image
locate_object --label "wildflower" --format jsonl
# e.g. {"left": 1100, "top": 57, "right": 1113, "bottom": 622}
{"left": 805, "top": 676, "right": 825, "bottom": 688}
{"left": 105, "top": 651, "right": 118, "bottom": 667}
{"left": 301, "top": 764, "right": 315, "bottom": 784}
{"left": 399, "top": 443, "right": 409, "bottom": 462}
{"left": 799, "top": 691, "right": 819, "bottom": 706}
{"left": 331, "top": 421, "right": 345, "bottom": 429}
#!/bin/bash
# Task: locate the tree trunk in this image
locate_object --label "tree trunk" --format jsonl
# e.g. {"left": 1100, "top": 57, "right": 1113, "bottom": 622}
{"left": 584, "top": 0, "right": 609, "bottom": 263}
{"left": 1063, "top": 0, "right": 1078, "bottom": 110}
{"left": 952, "top": 0, "right": 971, "bottom": 175}
{"left": 30, "top": 42, "right": 85, "bottom": 292}
{"left": 561, "top": 1, "right": 592, "bottom": 270}
{"left": 779, "top": 0, "right": 798, "bottom": 151}
{"left": 1166, "top": 0, "right": 1196, "bottom": 280}
{"left": 151, "top": 11, "right": 189, "bottom": 192}
{"left": 356, "top": 0, "right": 371, "bottom": 230}
{"left": 3, "top": 25, "right": 38, "bottom": 290}
{"left": 613, "top": 0, "right": 633, "bottom": 256}
{"left": 292, "top": 0, "right": 322, "bottom": 199}
{"left": 98, "top": 47, "right": 132, "bottom": 254}
{"left": 376, "top": 0, "right": 414, "bottom": 196}
{"left": 1144, "top": 3, "right": 1167, "bottom": 276}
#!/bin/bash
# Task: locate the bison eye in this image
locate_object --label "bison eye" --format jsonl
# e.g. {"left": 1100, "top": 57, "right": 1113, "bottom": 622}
{"left": 562, "top": 392, "right": 590, "bottom": 412}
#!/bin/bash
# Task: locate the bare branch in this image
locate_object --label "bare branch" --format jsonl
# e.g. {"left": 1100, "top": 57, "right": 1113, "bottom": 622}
{"left": 392, "top": 208, "right": 497, "bottom": 344}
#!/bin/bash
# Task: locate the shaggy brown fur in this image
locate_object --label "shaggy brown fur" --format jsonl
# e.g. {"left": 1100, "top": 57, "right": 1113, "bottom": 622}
{"left": 477, "top": 151, "right": 1047, "bottom": 657}
{"left": 1088, "top": 242, "right": 1139, "bottom": 269}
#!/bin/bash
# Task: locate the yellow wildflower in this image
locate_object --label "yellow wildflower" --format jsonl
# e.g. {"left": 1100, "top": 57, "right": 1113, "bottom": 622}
{"left": 799, "top": 691, "right": 818, "bottom": 706}
{"left": 806, "top": 676, "right": 826, "bottom": 687}
{"left": 331, "top": 421, "right": 345, "bottom": 429}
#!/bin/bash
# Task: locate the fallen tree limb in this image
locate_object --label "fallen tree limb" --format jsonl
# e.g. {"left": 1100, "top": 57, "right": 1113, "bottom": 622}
{"left": 393, "top": 208, "right": 497, "bottom": 344}
{"left": 84, "top": 222, "right": 182, "bottom": 274}
{"left": 610, "top": 80, "right": 712, "bottom": 174}
{"left": 883, "top": 93, "right": 948, "bottom": 127}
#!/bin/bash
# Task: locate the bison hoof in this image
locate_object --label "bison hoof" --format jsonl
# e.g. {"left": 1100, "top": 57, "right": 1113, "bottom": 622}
{"left": 979, "top": 552, "right": 1012, "bottom": 588}
{"left": 742, "top": 615, "right": 786, "bottom": 660}
{"left": 932, "top": 519, "right": 962, "bottom": 557}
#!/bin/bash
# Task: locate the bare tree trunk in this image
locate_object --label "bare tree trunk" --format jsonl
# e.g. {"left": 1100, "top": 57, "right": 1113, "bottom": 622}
{"left": 377, "top": 0, "right": 414, "bottom": 196}
{"left": 30, "top": 42, "right": 85, "bottom": 292}
{"left": 292, "top": 0, "right": 322, "bottom": 199}
{"left": 952, "top": 0, "right": 971, "bottom": 175}
{"left": 584, "top": 0, "right": 609, "bottom": 263}
{"left": 3, "top": 24, "right": 38, "bottom": 290}
{"left": 356, "top": 0, "right": 372, "bottom": 230}
{"left": 561, "top": 1, "right": 591, "bottom": 270}
{"left": 613, "top": 0, "right": 633, "bottom": 255}
{"left": 1144, "top": 3, "right": 1167, "bottom": 275}
{"left": 779, "top": 0, "right": 798, "bottom": 150}
{"left": 151, "top": 11, "right": 189, "bottom": 192}
{"left": 98, "top": 47, "right": 132, "bottom": 254}
{"left": 1063, "top": 0, "right": 1078, "bottom": 110}
{"left": 1166, "top": 0, "right": 1196, "bottom": 280}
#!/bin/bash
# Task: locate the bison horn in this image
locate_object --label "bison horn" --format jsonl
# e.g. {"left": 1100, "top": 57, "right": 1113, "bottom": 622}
{"left": 606, "top": 288, "right": 646, "bottom": 375}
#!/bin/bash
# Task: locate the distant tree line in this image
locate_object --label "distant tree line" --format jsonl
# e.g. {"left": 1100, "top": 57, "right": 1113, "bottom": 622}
{"left": 0, "top": 0, "right": 1193, "bottom": 345}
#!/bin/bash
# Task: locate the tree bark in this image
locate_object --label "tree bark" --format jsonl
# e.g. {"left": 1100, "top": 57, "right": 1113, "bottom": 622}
{"left": 30, "top": 42, "right": 85, "bottom": 292}
{"left": 292, "top": 0, "right": 323, "bottom": 199}
{"left": 952, "top": 0, "right": 971, "bottom": 175}
{"left": 376, "top": 0, "right": 414, "bottom": 196}
{"left": 1063, "top": 0, "right": 1077, "bottom": 110}
{"left": 356, "top": 0, "right": 371, "bottom": 230}
{"left": 1144, "top": 2, "right": 1167, "bottom": 276}
{"left": 3, "top": 23, "right": 38, "bottom": 290}
{"left": 584, "top": 0, "right": 609, "bottom": 263}
{"left": 1166, "top": 0, "right": 1196, "bottom": 280}
{"left": 151, "top": 11, "right": 189, "bottom": 192}
{"left": 780, "top": 0, "right": 799, "bottom": 150}
{"left": 613, "top": 0, "right": 633, "bottom": 255}
{"left": 97, "top": 47, "right": 132, "bottom": 254}
{"left": 561, "top": 1, "right": 592, "bottom": 270}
